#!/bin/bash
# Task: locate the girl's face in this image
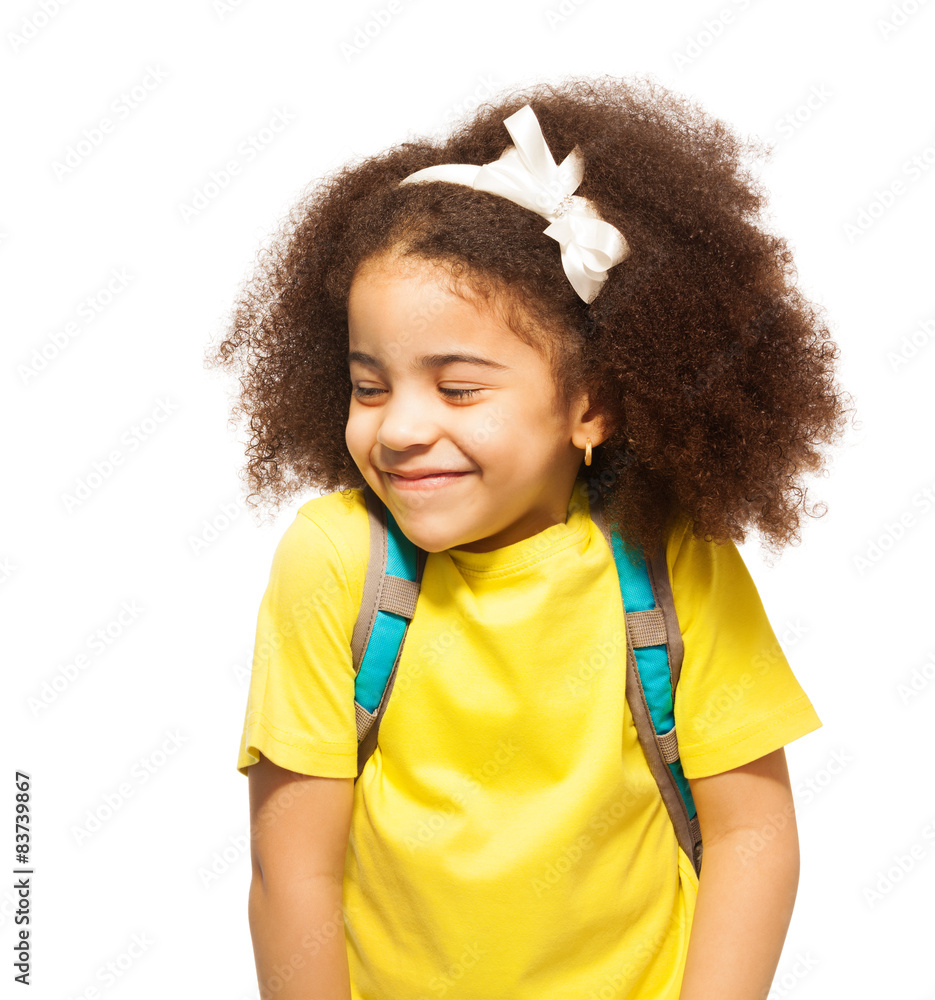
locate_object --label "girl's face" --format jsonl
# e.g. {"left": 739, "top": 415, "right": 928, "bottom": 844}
{"left": 345, "top": 253, "right": 606, "bottom": 554}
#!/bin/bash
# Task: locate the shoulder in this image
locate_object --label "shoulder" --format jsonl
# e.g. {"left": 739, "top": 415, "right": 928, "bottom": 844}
{"left": 296, "top": 485, "right": 369, "bottom": 541}
{"left": 271, "top": 487, "right": 370, "bottom": 604}
{"left": 664, "top": 513, "right": 822, "bottom": 776}
{"left": 663, "top": 513, "right": 761, "bottom": 626}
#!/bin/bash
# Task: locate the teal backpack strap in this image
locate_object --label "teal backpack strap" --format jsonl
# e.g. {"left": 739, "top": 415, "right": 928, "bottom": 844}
{"left": 590, "top": 490, "right": 703, "bottom": 877}
{"left": 352, "top": 484, "right": 426, "bottom": 781}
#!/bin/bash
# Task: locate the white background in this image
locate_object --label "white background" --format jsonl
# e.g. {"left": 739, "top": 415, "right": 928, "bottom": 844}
{"left": 4, "top": 0, "right": 934, "bottom": 997}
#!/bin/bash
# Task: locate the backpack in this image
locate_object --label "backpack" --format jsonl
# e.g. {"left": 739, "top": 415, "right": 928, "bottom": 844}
{"left": 350, "top": 482, "right": 703, "bottom": 878}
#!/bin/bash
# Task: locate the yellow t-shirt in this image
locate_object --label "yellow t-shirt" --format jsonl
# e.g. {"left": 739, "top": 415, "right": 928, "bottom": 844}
{"left": 237, "top": 477, "right": 822, "bottom": 1000}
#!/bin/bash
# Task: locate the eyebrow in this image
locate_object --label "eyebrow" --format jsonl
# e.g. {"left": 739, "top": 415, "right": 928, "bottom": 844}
{"left": 347, "top": 351, "right": 511, "bottom": 373}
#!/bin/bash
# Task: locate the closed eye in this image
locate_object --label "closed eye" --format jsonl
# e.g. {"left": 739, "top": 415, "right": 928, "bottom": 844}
{"left": 351, "top": 386, "right": 483, "bottom": 400}
{"left": 440, "top": 387, "right": 482, "bottom": 399}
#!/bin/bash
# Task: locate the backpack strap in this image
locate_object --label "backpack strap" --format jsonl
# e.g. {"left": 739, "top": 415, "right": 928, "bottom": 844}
{"left": 589, "top": 491, "right": 703, "bottom": 877}
{"left": 352, "top": 485, "right": 426, "bottom": 781}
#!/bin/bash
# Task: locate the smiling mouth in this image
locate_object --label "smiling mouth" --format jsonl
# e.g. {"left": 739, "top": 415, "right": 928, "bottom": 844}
{"left": 385, "top": 471, "right": 471, "bottom": 490}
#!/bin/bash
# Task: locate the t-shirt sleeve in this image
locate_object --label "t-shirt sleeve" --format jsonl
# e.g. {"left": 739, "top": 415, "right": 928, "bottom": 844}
{"left": 668, "top": 518, "right": 822, "bottom": 779}
{"left": 236, "top": 509, "right": 360, "bottom": 779}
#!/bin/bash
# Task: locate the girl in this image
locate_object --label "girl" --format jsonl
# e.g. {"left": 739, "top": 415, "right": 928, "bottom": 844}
{"left": 208, "top": 74, "right": 848, "bottom": 1000}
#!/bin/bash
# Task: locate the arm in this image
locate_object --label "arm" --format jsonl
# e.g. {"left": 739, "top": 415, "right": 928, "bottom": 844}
{"left": 678, "top": 747, "right": 800, "bottom": 1000}
{"left": 248, "top": 751, "right": 355, "bottom": 1000}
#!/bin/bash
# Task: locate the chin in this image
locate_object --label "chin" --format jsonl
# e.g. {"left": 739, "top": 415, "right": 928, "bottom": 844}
{"left": 384, "top": 515, "right": 455, "bottom": 553}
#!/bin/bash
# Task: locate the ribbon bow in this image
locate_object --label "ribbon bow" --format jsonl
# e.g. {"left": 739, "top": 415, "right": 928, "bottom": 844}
{"left": 398, "top": 104, "right": 630, "bottom": 304}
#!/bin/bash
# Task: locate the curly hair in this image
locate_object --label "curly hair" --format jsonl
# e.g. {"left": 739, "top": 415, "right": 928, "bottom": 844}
{"left": 204, "top": 73, "right": 851, "bottom": 559}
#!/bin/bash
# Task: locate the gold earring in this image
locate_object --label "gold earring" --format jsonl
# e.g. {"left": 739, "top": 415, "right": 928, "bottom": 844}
{"left": 584, "top": 438, "right": 592, "bottom": 466}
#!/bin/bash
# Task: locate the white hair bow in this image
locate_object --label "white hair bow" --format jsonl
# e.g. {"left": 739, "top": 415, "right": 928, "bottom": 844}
{"left": 398, "top": 104, "right": 630, "bottom": 304}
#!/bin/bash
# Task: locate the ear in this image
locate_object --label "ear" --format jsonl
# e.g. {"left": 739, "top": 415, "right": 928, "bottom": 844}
{"left": 572, "top": 392, "right": 613, "bottom": 449}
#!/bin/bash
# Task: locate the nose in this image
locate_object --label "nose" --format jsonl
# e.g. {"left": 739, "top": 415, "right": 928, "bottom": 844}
{"left": 375, "top": 390, "right": 440, "bottom": 454}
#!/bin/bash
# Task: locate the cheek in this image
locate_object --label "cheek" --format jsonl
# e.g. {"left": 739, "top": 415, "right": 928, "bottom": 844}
{"left": 463, "top": 403, "right": 512, "bottom": 454}
{"left": 344, "top": 413, "right": 367, "bottom": 459}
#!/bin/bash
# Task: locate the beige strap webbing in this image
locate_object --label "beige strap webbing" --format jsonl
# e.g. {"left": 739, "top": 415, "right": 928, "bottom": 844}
{"left": 355, "top": 701, "right": 377, "bottom": 742}
{"left": 656, "top": 725, "right": 680, "bottom": 764}
{"left": 379, "top": 575, "right": 420, "bottom": 618}
{"left": 690, "top": 816, "right": 703, "bottom": 869}
{"left": 626, "top": 607, "right": 667, "bottom": 648}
